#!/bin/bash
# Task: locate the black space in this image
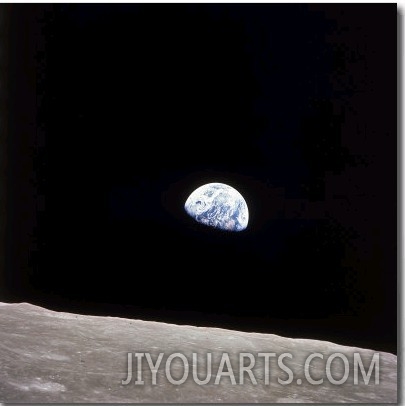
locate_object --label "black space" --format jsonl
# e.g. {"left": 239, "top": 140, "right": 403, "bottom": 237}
{"left": 2, "top": 4, "right": 397, "bottom": 354}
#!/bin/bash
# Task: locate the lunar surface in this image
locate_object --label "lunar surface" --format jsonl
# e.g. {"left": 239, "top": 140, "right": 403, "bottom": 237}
{"left": 184, "top": 183, "right": 249, "bottom": 231}
{"left": 0, "top": 302, "right": 397, "bottom": 403}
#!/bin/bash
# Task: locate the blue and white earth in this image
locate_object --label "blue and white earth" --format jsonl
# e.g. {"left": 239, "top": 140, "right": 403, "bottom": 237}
{"left": 184, "top": 183, "right": 249, "bottom": 232}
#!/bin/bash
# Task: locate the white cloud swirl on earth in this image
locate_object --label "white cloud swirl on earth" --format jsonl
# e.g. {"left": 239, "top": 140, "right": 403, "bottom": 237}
{"left": 184, "top": 183, "right": 249, "bottom": 231}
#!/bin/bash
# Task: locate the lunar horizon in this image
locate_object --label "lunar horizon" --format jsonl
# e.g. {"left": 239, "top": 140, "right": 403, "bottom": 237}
{"left": 0, "top": 302, "right": 397, "bottom": 403}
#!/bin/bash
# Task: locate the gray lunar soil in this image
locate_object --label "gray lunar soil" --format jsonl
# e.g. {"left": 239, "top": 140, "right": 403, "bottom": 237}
{"left": 0, "top": 302, "right": 397, "bottom": 403}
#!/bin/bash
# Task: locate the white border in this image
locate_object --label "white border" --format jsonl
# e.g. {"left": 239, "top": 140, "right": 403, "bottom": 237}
{"left": 0, "top": 2, "right": 401, "bottom": 405}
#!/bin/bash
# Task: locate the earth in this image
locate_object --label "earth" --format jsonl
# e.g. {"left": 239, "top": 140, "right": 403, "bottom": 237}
{"left": 184, "top": 183, "right": 249, "bottom": 232}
